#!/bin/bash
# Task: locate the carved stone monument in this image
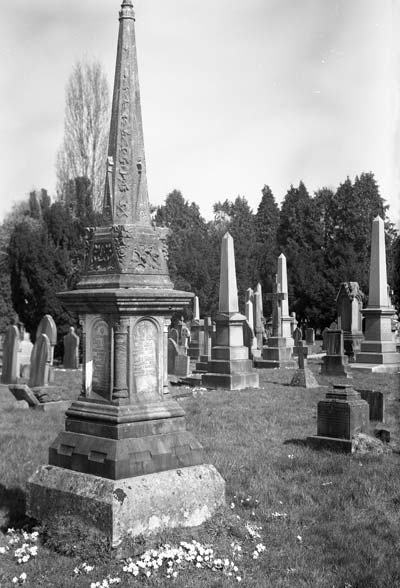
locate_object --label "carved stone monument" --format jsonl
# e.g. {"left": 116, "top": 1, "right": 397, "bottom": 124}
{"left": 255, "top": 254, "right": 295, "bottom": 369}
{"left": 307, "top": 384, "right": 369, "bottom": 452}
{"left": 1, "top": 325, "right": 20, "bottom": 385}
{"left": 320, "top": 329, "right": 349, "bottom": 377}
{"left": 353, "top": 216, "right": 400, "bottom": 372}
{"left": 290, "top": 341, "right": 319, "bottom": 388}
{"left": 336, "top": 282, "right": 364, "bottom": 360}
{"left": 201, "top": 233, "right": 259, "bottom": 390}
{"left": 187, "top": 296, "right": 204, "bottom": 362}
{"left": 27, "top": 0, "right": 224, "bottom": 548}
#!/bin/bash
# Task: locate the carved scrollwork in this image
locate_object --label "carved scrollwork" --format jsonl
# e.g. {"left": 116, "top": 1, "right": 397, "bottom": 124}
{"left": 130, "top": 244, "right": 161, "bottom": 272}
{"left": 89, "top": 241, "right": 117, "bottom": 272}
{"left": 112, "top": 225, "right": 133, "bottom": 266}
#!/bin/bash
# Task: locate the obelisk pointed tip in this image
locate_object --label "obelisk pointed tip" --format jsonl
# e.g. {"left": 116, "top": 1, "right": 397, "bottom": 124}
{"left": 223, "top": 231, "right": 232, "bottom": 241}
{"left": 278, "top": 252, "right": 286, "bottom": 260}
{"left": 374, "top": 215, "right": 384, "bottom": 223}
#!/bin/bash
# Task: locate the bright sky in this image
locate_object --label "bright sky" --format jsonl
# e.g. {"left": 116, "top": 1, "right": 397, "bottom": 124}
{"left": 1, "top": 0, "right": 399, "bottom": 226}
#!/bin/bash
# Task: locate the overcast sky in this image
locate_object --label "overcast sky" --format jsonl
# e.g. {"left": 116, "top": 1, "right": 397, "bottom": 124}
{"left": 1, "top": 0, "right": 399, "bottom": 226}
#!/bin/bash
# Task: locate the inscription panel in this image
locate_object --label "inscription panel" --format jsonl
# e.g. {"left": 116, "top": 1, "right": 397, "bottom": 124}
{"left": 91, "top": 319, "right": 111, "bottom": 398}
{"left": 317, "top": 402, "right": 350, "bottom": 439}
{"left": 132, "top": 320, "right": 159, "bottom": 400}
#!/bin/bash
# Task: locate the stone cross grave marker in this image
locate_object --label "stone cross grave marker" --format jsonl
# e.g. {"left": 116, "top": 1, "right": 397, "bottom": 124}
{"left": 1, "top": 325, "right": 20, "bottom": 385}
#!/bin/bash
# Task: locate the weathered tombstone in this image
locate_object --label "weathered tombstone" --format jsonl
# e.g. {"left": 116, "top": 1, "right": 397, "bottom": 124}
{"left": 63, "top": 327, "right": 80, "bottom": 369}
{"left": 19, "top": 332, "right": 33, "bottom": 379}
{"left": 336, "top": 282, "right": 364, "bottom": 360}
{"left": 353, "top": 216, "right": 400, "bottom": 372}
{"left": 168, "top": 338, "right": 179, "bottom": 374}
{"left": 244, "top": 299, "right": 258, "bottom": 358}
{"left": 174, "top": 354, "right": 191, "bottom": 377}
{"left": 36, "top": 315, "right": 57, "bottom": 365}
{"left": 307, "top": 384, "right": 369, "bottom": 452}
{"left": 305, "top": 328, "right": 315, "bottom": 347}
{"left": 293, "top": 326, "right": 302, "bottom": 347}
{"left": 29, "top": 334, "right": 51, "bottom": 388}
{"left": 28, "top": 0, "right": 225, "bottom": 549}
{"left": 169, "top": 328, "right": 179, "bottom": 344}
{"left": 321, "top": 330, "right": 349, "bottom": 377}
{"left": 255, "top": 255, "right": 295, "bottom": 369}
{"left": 201, "top": 232, "right": 259, "bottom": 390}
{"left": 1, "top": 325, "right": 20, "bottom": 384}
{"left": 290, "top": 341, "right": 319, "bottom": 388}
{"left": 356, "top": 389, "right": 385, "bottom": 422}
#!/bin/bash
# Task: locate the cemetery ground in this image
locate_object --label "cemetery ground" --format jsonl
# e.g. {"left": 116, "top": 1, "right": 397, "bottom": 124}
{"left": 0, "top": 364, "right": 399, "bottom": 588}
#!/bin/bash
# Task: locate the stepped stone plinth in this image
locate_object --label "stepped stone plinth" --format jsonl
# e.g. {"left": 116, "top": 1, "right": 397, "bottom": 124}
{"left": 27, "top": 0, "right": 225, "bottom": 548}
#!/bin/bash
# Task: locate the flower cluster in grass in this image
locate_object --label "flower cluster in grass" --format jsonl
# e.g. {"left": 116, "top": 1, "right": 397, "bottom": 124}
{"left": 123, "top": 539, "right": 243, "bottom": 582}
{"left": 0, "top": 529, "right": 39, "bottom": 563}
{"left": 0, "top": 510, "right": 269, "bottom": 586}
{"left": 0, "top": 529, "right": 40, "bottom": 585}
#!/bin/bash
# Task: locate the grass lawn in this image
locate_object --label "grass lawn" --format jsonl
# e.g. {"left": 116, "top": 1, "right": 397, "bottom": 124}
{"left": 0, "top": 362, "right": 399, "bottom": 587}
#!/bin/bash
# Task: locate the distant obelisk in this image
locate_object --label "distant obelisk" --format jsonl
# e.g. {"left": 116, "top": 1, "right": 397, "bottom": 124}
{"left": 27, "top": 0, "right": 225, "bottom": 547}
{"left": 202, "top": 233, "right": 259, "bottom": 390}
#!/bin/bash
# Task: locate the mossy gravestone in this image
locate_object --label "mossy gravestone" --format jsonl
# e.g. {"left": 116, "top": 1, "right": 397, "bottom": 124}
{"left": 63, "top": 327, "right": 79, "bottom": 369}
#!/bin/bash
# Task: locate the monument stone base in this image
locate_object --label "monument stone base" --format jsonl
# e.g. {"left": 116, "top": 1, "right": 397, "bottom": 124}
{"left": 254, "top": 337, "right": 296, "bottom": 369}
{"left": 290, "top": 368, "right": 320, "bottom": 388}
{"left": 27, "top": 464, "right": 225, "bottom": 549}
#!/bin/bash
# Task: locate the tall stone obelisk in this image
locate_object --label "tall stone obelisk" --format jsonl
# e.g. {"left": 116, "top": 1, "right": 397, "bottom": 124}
{"left": 353, "top": 216, "right": 400, "bottom": 372}
{"left": 27, "top": 0, "right": 225, "bottom": 547}
{"left": 202, "top": 233, "right": 259, "bottom": 390}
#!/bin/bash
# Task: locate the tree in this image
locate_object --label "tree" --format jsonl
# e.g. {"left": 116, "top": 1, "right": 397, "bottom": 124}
{"left": 391, "top": 234, "right": 400, "bottom": 314}
{"left": 212, "top": 196, "right": 257, "bottom": 309}
{"left": 325, "top": 173, "right": 390, "bottom": 299}
{"left": 154, "top": 190, "right": 217, "bottom": 319}
{"left": 56, "top": 59, "right": 110, "bottom": 211}
{"left": 7, "top": 186, "right": 101, "bottom": 355}
{"left": 278, "top": 182, "right": 328, "bottom": 327}
{"left": 254, "top": 185, "right": 280, "bottom": 312}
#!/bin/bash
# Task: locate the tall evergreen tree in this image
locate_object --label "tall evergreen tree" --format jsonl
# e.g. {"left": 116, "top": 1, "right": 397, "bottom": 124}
{"left": 278, "top": 181, "right": 328, "bottom": 327}
{"left": 213, "top": 196, "right": 257, "bottom": 309}
{"left": 154, "top": 190, "right": 216, "bottom": 318}
{"left": 254, "top": 185, "right": 280, "bottom": 312}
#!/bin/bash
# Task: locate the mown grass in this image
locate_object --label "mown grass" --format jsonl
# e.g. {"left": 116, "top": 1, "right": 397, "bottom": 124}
{"left": 0, "top": 363, "right": 399, "bottom": 587}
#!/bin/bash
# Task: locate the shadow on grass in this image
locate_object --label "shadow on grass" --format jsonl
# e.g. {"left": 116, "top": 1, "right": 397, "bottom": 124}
{"left": 0, "top": 484, "right": 34, "bottom": 531}
{"left": 283, "top": 438, "right": 308, "bottom": 447}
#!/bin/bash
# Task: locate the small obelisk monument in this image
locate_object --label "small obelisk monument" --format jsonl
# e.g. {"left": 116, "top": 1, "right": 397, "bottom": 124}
{"left": 27, "top": 0, "right": 225, "bottom": 548}
{"left": 255, "top": 253, "right": 295, "bottom": 368}
{"left": 202, "top": 233, "right": 259, "bottom": 390}
{"left": 353, "top": 216, "right": 400, "bottom": 372}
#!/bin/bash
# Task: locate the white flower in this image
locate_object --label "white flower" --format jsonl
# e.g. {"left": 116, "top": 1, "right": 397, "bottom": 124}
{"left": 237, "top": 576, "right": 242, "bottom": 582}
{"left": 296, "top": 535, "right": 302, "bottom": 542}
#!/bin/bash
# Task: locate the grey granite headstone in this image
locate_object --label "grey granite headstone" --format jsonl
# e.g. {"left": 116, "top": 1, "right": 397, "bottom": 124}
{"left": 1, "top": 325, "right": 20, "bottom": 384}
{"left": 29, "top": 333, "right": 51, "bottom": 388}
{"left": 63, "top": 327, "right": 79, "bottom": 369}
